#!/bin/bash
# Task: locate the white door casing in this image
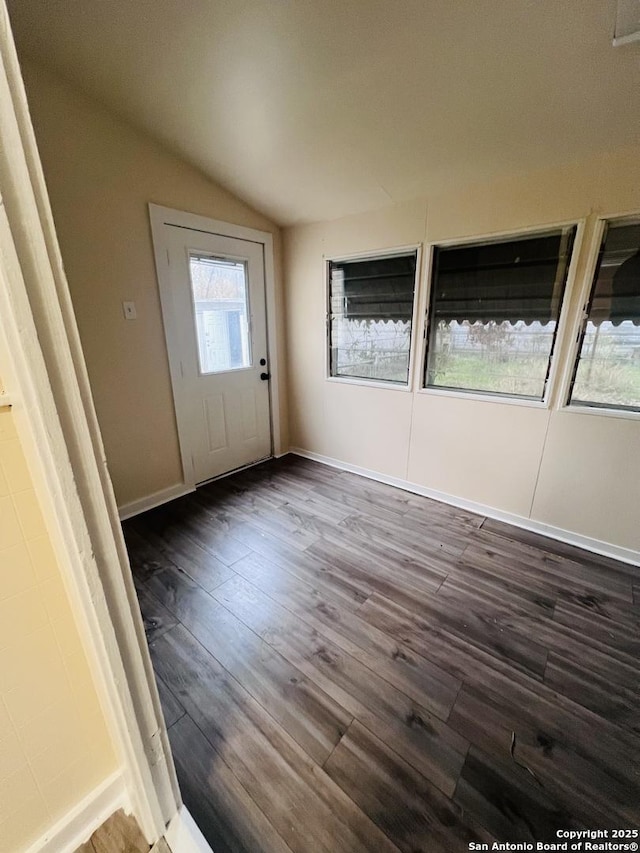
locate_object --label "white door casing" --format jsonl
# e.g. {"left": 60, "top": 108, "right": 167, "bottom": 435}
{"left": 150, "top": 205, "right": 281, "bottom": 488}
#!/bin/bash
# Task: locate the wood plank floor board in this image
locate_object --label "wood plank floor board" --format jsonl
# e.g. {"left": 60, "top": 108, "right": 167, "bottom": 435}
{"left": 307, "top": 535, "right": 449, "bottom": 606}
{"left": 403, "top": 499, "right": 485, "bottom": 530}
{"left": 325, "top": 470, "right": 447, "bottom": 517}
{"left": 480, "top": 518, "right": 639, "bottom": 581}
{"left": 143, "top": 496, "right": 252, "bottom": 566}
{"left": 212, "top": 574, "right": 470, "bottom": 797}
{"left": 362, "top": 577, "right": 550, "bottom": 681}
{"left": 360, "top": 592, "right": 640, "bottom": 782}
{"left": 453, "top": 746, "right": 583, "bottom": 843}
{"left": 134, "top": 584, "right": 178, "bottom": 643}
{"left": 307, "top": 534, "right": 449, "bottom": 603}
{"left": 338, "top": 512, "right": 468, "bottom": 562}
{"left": 437, "top": 572, "right": 556, "bottom": 625}
{"left": 544, "top": 652, "right": 640, "bottom": 734}
{"left": 127, "top": 519, "right": 237, "bottom": 592}
{"left": 358, "top": 592, "right": 545, "bottom": 689}
{"left": 443, "top": 563, "right": 558, "bottom": 617}
{"left": 325, "top": 470, "right": 481, "bottom": 534}
{"left": 155, "top": 673, "right": 185, "bottom": 729}
{"left": 222, "top": 460, "right": 319, "bottom": 503}
{"left": 157, "top": 526, "right": 238, "bottom": 590}
{"left": 317, "top": 474, "right": 419, "bottom": 514}
{"left": 324, "top": 720, "right": 495, "bottom": 853}
{"left": 168, "top": 714, "right": 294, "bottom": 853}
{"left": 349, "top": 499, "right": 484, "bottom": 543}
{"left": 465, "top": 532, "right": 634, "bottom": 603}
{"left": 229, "top": 547, "right": 366, "bottom": 615}
{"left": 146, "top": 564, "right": 353, "bottom": 764}
{"left": 263, "top": 499, "right": 352, "bottom": 540}
{"left": 268, "top": 455, "right": 345, "bottom": 490}
{"left": 448, "top": 683, "right": 636, "bottom": 827}
{"left": 460, "top": 552, "right": 639, "bottom": 644}
{"left": 287, "top": 492, "right": 354, "bottom": 525}
{"left": 124, "top": 525, "right": 184, "bottom": 586}
{"left": 231, "top": 549, "right": 461, "bottom": 720}
{"left": 308, "top": 481, "right": 413, "bottom": 523}
{"left": 449, "top": 665, "right": 640, "bottom": 796}
{"left": 226, "top": 519, "right": 373, "bottom": 605}
{"left": 197, "top": 479, "right": 290, "bottom": 514}
{"left": 552, "top": 596, "right": 639, "bottom": 645}
{"left": 152, "top": 494, "right": 241, "bottom": 540}
{"left": 126, "top": 457, "right": 640, "bottom": 853}
{"left": 454, "top": 541, "right": 573, "bottom": 603}
{"left": 81, "top": 810, "right": 149, "bottom": 853}
{"left": 153, "top": 625, "right": 401, "bottom": 853}
{"left": 230, "top": 504, "right": 322, "bottom": 551}
{"left": 506, "top": 609, "right": 640, "bottom": 690}
{"left": 194, "top": 480, "right": 326, "bottom": 549}
{"left": 173, "top": 515, "right": 251, "bottom": 567}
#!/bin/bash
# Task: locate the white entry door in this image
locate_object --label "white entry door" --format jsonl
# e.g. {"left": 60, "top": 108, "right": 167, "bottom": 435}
{"left": 162, "top": 225, "right": 272, "bottom": 484}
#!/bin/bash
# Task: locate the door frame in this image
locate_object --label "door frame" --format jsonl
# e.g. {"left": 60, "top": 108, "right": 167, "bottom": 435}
{"left": 149, "top": 204, "right": 283, "bottom": 488}
{"left": 0, "top": 2, "right": 180, "bottom": 846}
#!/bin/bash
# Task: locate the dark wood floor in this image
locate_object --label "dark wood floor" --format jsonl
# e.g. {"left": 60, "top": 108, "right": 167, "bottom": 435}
{"left": 123, "top": 455, "right": 640, "bottom": 853}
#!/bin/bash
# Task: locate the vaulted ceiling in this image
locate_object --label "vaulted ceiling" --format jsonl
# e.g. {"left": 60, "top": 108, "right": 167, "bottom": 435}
{"left": 7, "top": 0, "right": 640, "bottom": 225}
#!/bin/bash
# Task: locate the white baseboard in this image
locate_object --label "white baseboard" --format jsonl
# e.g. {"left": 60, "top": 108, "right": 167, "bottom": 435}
{"left": 118, "top": 483, "right": 195, "bottom": 521}
{"left": 27, "top": 771, "right": 128, "bottom": 853}
{"left": 289, "top": 448, "right": 640, "bottom": 568}
{"left": 165, "top": 806, "right": 213, "bottom": 853}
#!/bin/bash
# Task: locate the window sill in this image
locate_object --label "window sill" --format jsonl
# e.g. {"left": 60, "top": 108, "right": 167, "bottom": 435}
{"left": 326, "top": 375, "right": 412, "bottom": 392}
{"left": 560, "top": 403, "right": 640, "bottom": 422}
{"left": 416, "top": 386, "right": 549, "bottom": 409}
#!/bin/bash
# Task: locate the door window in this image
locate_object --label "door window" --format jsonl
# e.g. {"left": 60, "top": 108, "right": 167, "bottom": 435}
{"left": 189, "top": 254, "right": 251, "bottom": 374}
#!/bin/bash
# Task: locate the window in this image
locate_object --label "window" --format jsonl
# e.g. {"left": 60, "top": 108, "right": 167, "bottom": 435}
{"left": 189, "top": 254, "right": 251, "bottom": 374}
{"left": 328, "top": 251, "right": 418, "bottom": 385}
{"left": 568, "top": 217, "right": 640, "bottom": 412}
{"left": 424, "top": 227, "right": 576, "bottom": 400}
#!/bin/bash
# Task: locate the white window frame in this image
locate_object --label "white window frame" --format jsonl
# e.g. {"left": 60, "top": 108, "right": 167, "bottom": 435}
{"left": 324, "top": 244, "right": 422, "bottom": 392}
{"left": 417, "top": 219, "right": 585, "bottom": 408}
{"left": 558, "top": 210, "right": 640, "bottom": 421}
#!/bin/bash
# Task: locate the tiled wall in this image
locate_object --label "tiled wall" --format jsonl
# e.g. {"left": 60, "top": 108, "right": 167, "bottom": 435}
{"left": 0, "top": 407, "right": 118, "bottom": 852}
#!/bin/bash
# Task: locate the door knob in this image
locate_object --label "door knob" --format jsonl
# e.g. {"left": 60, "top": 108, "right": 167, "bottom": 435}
{"left": 260, "top": 372, "right": 270, "bottom": 381}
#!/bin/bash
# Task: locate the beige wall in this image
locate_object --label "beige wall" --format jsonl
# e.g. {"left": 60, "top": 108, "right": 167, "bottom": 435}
{"left": 0, "top": 406, "right": 117, "bottom": 853}
{"left": 15, "top": 59, "right": 640, "bottom": 554}
{"left": 284, "top": 146, "right": 640, "bottom": 554}
{"left": 20, "top": 60, "right": 287, "bottom": 508}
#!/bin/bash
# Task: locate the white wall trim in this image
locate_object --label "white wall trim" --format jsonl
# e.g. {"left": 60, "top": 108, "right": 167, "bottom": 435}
{"left": 289, "top": 448, "right": 640, "bottom": 568}
{"left": 26, "top": 772, "right": 127, "bottom": 853}
{"left": 165, "top": 807, "right": 214, "bottom": 853}
{"left": 119, "top": 483, "right": 195, "bottom": 521}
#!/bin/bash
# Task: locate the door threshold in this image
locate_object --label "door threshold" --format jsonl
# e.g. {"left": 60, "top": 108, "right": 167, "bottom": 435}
{"left": 196, "top": 454, "right": 273, "bottom": 488}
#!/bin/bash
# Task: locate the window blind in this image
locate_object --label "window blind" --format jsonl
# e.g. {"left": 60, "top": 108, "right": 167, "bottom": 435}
{"left": 587, "top": 222, "right": 640, "bottom": 326}
{"left": 330, "top": 254, "right": 416, "bottom": 322}
{"left": 431, "top": 229, "right": 575, "bottom": 326}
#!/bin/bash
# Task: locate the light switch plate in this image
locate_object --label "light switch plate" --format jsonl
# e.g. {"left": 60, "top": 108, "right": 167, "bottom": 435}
{"left": 123, "top": 301, "right": 137, "bottom": 320}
